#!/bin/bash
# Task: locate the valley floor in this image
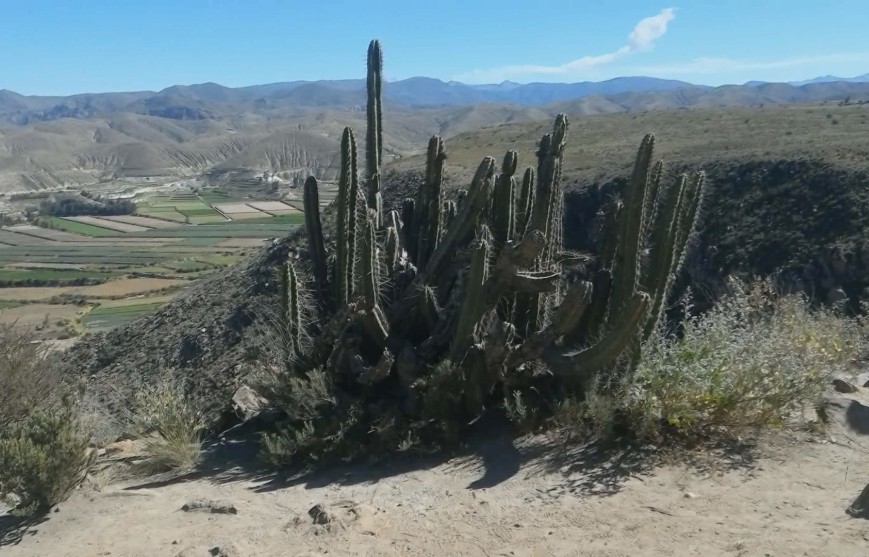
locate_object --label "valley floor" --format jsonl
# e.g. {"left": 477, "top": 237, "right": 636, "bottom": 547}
{"left": 3, "top": 391, "right": 869, "bottom": 557}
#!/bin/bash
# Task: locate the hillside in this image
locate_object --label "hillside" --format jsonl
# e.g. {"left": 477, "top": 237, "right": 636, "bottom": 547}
{"left": 55, "top": 102, "right": 869, "bottom": 431}
{"left": 1, "top": 80, "right": 867, "bottom": 195}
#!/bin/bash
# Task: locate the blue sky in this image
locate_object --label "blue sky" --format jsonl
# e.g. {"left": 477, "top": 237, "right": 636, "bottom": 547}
{"left": 2, "top": 1, "right": 867, "bottom": 95}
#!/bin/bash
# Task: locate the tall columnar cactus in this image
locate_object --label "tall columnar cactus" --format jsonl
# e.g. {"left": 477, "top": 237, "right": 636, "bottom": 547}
{"left": 491, "top": 151, "right": 517, "bottom": 247}
{"left": 334, "top": 127, "right": 359, "bottom": 306}
{"left": 366, "top": 39, "right": 384, "bottom": 228}
{"left": 303, "top": 176, "right": 328, "bottom": 305}
{"left": 279, "top": 261, "right": 304, "bottom": 366}
{"left": 269, "top": 40, "right": 707, "bottom": 463}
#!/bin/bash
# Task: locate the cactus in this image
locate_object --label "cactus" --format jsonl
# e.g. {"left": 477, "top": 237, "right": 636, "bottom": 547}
{"left": 491, "top": 151, "right": 517, "bottom": 247}
{"left": 415, "top": 136, "right": 446, "bottom": 269}
{"left": 303, "top": 176, "right": 328, "bottom": 306}
{"left": 279, "top": 261, "right": 304, "bottom": 365}
{"left": 335, "top": 127, "right": 359, "bottom": 306}
{"left": 366, "top": 39, "right": 384, "bottom": 228}
{"left": 268, "top": 40, "right": 707, "bottom": 464}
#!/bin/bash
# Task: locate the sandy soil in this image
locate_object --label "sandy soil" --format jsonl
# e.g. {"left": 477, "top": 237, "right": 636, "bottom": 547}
{"left": 3, "top": 382, "right": 869, "bottom": 557}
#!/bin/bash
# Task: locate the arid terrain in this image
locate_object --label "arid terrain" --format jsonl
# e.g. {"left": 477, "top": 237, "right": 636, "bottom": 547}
{"left": 3, "top": 377, "right": 869, "bottom": 557}
{"left": 3, "top": 38, "right": 869, "bottom": 557}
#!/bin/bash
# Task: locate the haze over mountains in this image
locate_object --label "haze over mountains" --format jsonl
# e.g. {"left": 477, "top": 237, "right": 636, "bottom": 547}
{"left": 0, "top": 73, "right": 867, "bottom": 194}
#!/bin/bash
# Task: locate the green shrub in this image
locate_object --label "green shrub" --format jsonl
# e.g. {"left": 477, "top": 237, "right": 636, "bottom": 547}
{"left": 0, "top": 392, "right": 95, "bottom": 516}
{"left": 575, "top": 280, "right": 863, "bottom": 443}
{"left": 0, "top": 325, "right": 61, "bottom": 430}
{"left": 129, "top": 375, "right": 205, "bottom": 476}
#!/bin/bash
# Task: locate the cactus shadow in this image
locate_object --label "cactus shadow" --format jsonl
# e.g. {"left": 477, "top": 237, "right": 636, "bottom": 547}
{"left": 0, "top": 514, "right": 49, "bottom": 548}
{"left": 123, "top": 412, "right": 529, "bottom": 494}
{"left": 844, "top": 400, "right": 869, "bottom": 435}
{"left": 522, "top": 433, "right": 760, "bottom": 498}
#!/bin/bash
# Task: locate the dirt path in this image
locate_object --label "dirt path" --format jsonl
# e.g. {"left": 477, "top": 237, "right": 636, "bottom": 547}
{"left": 3, "top": 394, "right": 869, "bottom": 556}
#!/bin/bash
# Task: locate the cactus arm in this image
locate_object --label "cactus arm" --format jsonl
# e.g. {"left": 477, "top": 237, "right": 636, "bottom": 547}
{"left": 450, "top": 233, "right": 491, "bottom": 360}
{"left": 366, "top": 39, "right": 384, "bottom": 227}
{"left": 416, "top": 136, "right": 446, "bottom": 269}
{"left": 335, "top": 126, "right": 359, "bottom": 306}
{"left": 508, "top": 271, "right": 561, "bottom": 294}
{"left": 515, "top": 167, "right": 535, "bottom": 239}
{"left": 545, "top": 292, "right": 649, "bottom": 378}
{"left": 506, "top": 281, "right": 592, "bottom": 369}
{"left": 303, "top": 176, "right": 329, "bottom": 306}
{"left": 492, "top": 151, "right": 518, "bottom": 247}
{"left": 422, "top": 157, "right": 496, "bottom": 281}
{"left": 610, "top": 134, "right": 655, "bottom": 313}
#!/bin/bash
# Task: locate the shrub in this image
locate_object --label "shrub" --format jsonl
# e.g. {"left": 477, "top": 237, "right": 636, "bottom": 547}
{"left": 575, "top": 281, "right": 863, "bottom": 443}
{"left": 0, "top": 392, "right": 95, "bottom": 516}
{"left": 0, "top": 325, "right": 61, "bottom": 430}
{"left": 129, "top": 375, "right": 205, "bottom": 476}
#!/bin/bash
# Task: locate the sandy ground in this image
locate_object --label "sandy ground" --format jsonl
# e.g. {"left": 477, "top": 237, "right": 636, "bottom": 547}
{"left": 3, "top": 388, "right": 869, "bottom": 556}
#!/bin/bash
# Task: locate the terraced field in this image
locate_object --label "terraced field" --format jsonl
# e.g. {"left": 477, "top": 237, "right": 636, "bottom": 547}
{"left": 0, "top": 186, "right": 316, "bottom": 338}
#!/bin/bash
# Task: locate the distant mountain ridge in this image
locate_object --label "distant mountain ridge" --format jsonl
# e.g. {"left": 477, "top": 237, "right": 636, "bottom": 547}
{"left": 2, "top": 72, "right": 868, "bottom": 126}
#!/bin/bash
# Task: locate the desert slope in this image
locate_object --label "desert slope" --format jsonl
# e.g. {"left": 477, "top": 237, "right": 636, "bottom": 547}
{"left": 3, "top": 384, "right": 868, "bottom": 556}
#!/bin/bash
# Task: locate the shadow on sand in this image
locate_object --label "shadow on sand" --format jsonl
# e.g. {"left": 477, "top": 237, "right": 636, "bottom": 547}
{"left": 123, "top": 410, "right": 760, "bottom": 501}
{"left": 0, "top": 514, "right": 48, "bottom": 548}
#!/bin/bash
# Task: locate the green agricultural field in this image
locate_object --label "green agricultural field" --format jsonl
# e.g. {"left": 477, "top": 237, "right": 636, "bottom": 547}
{"left": 83, "top": 301, "right": 163, "bottom": 332}
{"left": 0, "top": 268, "right": 114, "bottom": 284}
{"left": 42, "top": 217, "right": 121, "bottom": 237}
{"left": 208, "top": 213, "right": 305, "bottom": 226}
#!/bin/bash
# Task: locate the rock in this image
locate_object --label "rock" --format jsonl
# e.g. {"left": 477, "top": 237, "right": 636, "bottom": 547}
{"left": 102, "top": 439, "right": 135, "bottom": 456}
{"left": 833, "top": 378, "right": 859, "bottom": 394}
{"left": 683, "top": 492, "right": 698, "bottom": 499}
{"left": 847, "top": 482, "right": 869, "bottom": 519}
{"left": 863, "top": 379, "right": 869, "bottom": 388}
{"left": 308, "top": 504, "right": 331, "bottom": 525}
{"left": 176, "top": 546, "right": 212, "bottom": 557}
{"left": 176, "top": 544, "right": 242, "bottom": 557}
{"left": 180, "top": 499, "right": 238, "bottom": 514}
{"left": 827, "top": 287, "right": 848, "bottom": 305}
{"left": 230, "top": 385, "right": 267, "bottom": 421}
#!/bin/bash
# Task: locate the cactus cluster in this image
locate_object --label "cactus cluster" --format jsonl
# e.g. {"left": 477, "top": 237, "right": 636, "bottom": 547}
{"left": 269, "top": 40, "right": 705, "bottom": 460}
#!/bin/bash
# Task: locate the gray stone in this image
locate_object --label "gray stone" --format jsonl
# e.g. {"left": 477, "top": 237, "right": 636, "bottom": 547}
{"left": 832, "top": 378, "right": 859, "bottom": 394}
{"left": 180, "top": 499, "right": 238, "bottom": 514}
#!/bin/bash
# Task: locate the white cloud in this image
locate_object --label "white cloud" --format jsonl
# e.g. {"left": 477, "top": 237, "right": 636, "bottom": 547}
{"left": 455, "top": 8, "right": 676, "bottom": 83}
{"left": 624, "top": 52, "right": 869, "bottom": 76}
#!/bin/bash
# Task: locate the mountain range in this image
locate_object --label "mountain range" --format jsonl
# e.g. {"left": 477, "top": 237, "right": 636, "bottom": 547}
{"left": 0, "top": 73, "right": 867, "bottom": 195}
{"left": 2, "top": 73, "right": 868, "bottom": 126}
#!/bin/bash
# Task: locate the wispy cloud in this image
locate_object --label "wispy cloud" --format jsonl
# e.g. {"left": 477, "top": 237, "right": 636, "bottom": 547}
{"left": 623, "top": 52, "right": 869, "bottom": 76}
{"left": 455, "top": 8, "right": 676, "bottom": 83}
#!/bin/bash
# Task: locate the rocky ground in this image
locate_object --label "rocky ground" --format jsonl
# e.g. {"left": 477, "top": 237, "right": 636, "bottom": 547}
{"left": 3, "top": 378, "right": 869, "bottom": 557}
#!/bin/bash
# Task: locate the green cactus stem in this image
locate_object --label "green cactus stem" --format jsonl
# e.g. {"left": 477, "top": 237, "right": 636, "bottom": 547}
{"left": 303, "top": 176, "right": 328, "bottom": 306}
{"left": 366, "top": 39, "right": 384, "bottom": 227}
{"left": 335, "top": 126, "right": 359, "bottom": 307}
{"left": 492, "top": 151, "right": 517, "bottom": 247}
{"left": 451, "top": 230, "right": 492, "bottom": 360}
{"left": 416, "top": 136, "right": 447, "bottom": 269}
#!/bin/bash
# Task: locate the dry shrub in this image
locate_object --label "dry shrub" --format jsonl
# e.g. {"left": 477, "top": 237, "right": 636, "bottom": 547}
{"left": 575, "top": 280, "right": 863, "bottom": 443}
{"left": 0, "top": 391, "right": 94, "bottom": 516}
{"left": 0, "top": 324, "right": 61, "bottom": 430}
{"left": 130, "top": 374, "right": 205, "bottom": 476}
